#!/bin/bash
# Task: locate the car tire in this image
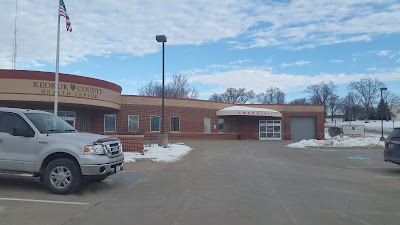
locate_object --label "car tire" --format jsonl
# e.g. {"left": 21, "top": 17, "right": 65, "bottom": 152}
{"left": 44, "top": 158, "right": 82, "bottom": 195}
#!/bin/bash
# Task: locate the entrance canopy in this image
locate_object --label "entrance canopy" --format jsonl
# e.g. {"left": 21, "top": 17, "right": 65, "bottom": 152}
{"left": 217, "top": 106, "right": 282, "bottom": 117}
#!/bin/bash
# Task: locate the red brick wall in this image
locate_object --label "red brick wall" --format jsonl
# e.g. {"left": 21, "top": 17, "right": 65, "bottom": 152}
{"left": 0, "top": 97, "right": 325, "bottom": 141}
{"left": 116, "top": 104, "right": 222, "bottom": 134}
{"left": 86, "top": 104, "right": 326, "bottom": 141}
{"left": 144, "top": 132, "right": 240, "bottom": 141}
{"left": 113, "top": 135, "right": 144, "bottom": 152}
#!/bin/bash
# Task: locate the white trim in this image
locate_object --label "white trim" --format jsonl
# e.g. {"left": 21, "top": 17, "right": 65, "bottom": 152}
{"left": 0, "top": 197, "right": 89, "bottom": 205}
{"left": 128, "top": 115, "right": 139, "bottom": 132}
{"left": 217, "top": 106, "right": 282, "bottom": 117}
{"left": 150, "top": 115, "right": 160, "bottom": 132}
{"left": 104, "top": 114, "right": 116, "bottom": 132}
{"left": 170, "top": 116, "right": 180, "bottom": 132}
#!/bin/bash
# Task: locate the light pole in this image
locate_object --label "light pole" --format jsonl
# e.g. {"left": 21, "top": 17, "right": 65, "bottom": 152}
{"left": 380, "top": 87, "right": 387, "bottom": 141}
{"left": 156, "top": 35, "right": 168, "bottom": 147}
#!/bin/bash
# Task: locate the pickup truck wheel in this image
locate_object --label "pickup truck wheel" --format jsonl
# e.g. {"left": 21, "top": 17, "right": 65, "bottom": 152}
{"left": 44, "top": 158, "right": 82, "bottom": 195}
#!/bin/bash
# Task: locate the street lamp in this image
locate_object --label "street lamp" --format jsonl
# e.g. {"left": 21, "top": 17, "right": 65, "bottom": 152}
{"left": 380, "top": 87, "right": 387, "bottom": 141}
{"left": 156, "top": 35, "right": 168, "bottom": 147}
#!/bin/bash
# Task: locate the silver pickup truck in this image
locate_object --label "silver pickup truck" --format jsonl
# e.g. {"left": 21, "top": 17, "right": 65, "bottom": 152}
{"left": 0, "top": 107, "right": 124, "bottom": 194}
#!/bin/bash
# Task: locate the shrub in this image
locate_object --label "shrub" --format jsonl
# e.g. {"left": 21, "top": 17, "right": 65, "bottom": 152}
{"left": 328, "top": 127, "right": 341, "bottom": 137}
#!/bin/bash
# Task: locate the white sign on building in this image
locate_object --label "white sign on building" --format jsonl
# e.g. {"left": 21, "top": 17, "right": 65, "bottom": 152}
{"left": 342, "top": 125, "right": 365, "bottom": 137}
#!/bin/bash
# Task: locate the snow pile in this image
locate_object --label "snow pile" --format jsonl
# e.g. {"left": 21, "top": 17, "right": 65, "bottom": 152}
{"left": 287, "top": 133, "right": 385, "bottom": 148}
{"left": 326, "top": 120, "right": 399, "bottom": 132}
{"left": 124, "top": 143, "right": 192, "bottom": 163}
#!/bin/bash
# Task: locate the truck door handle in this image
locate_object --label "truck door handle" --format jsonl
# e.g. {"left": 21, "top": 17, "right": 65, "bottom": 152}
{"left": 39, "top": 140, "right": 48, "bottom": 144}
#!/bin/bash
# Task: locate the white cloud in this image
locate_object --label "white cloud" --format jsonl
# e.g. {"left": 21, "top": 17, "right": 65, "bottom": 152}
{"left": 367, "top": 67, "right": 390, "bottom": 72}
{"left": 0, "top": 57, "right": 12, "bottom": 69}
{"left": 229, "top": 59, "right": 252, "bottom": 64}
{"left": 0, "top": 0, "right": 257, "bottom": 68}
{"left": 376, "top": 50, "right": 390, "bottom": 57}
{"left": 189, "top": 67, "right": 400, "bottom": 94}
{"left": 281, "top": 61, "right": 310, "bottom": 68}
{"left": 330, "top": 59, "right": 344, "bottom": 63}
{"left": 0, "top": 0, "right": 399, "bottom": 68}
{"left": 235, "top": 1, "right": 400, "bottom": 50}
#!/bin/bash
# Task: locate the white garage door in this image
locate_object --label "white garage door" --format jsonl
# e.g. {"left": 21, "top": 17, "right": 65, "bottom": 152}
{"left": 290, "top": 117, "right": 316, "bottom": 140}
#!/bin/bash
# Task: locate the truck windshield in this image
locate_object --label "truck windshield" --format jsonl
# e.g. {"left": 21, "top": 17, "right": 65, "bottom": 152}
{"left": 24, "top": 113, "right": 77, "bottom": 134}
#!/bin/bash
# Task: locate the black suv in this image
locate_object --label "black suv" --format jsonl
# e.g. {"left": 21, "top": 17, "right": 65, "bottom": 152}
{"left": 384, "top": 127, "right": 400, "bottom": 165}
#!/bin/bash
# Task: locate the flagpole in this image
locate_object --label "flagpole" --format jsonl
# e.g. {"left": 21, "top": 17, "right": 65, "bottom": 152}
{"left": 54, "top": 0, "right": 61, "bottom": 115}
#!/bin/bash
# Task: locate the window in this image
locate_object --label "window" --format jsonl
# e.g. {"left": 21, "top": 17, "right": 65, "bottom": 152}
{"left": 81, "top": 113, "right": 90, "bottom": 132}
{"left": 204, "top": 117, "right": 211, "bottom": 133}
{"left": 150, "top": 115, "right": 160, "bottom": 132}
{"left": 170, "top": 116, "right": 180, "bottom": 132}
{"left": 218, "top": 118, "right": 224, "bottom": 133}
{"left": 0, "top": 113, "right": 32, "bottom": 135}
{"left": 230, "top": 119, "right": 237, "bottom": 133}
{"left": 104, "top": 114, "right": 116, "bottom": 132}
{"left": 128, "top": 115, "right": 139, "bottom": 132}
{"left": 25, "top": 113, "right": 75, "bottom": 134}
{"left": 47, "top": 110, "right": 76, "bottom": 128}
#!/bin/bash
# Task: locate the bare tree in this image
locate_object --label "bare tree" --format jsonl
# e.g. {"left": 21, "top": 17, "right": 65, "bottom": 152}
{"left": 327, "top": 93, "right": 340, "bottom": 121}
{"left": 209, "top": 88, "right": 255, "bottom": 104}
{"left": 256, "top": 87, "right": 285, "bottom": 104}
{"left": 384, "top": 91, "right": 400, "bottom": 108}
{"left": 348, "top": 78, "right": 384, "bottom": 116}
{"left": 289, "top": 98, "right": 309, "bottom": 104}
{"left": 305, "top": 81, "right": 335, "bottom": 105}
{"left": 340, "top": 92, "right": 360, "bottom": 121}
{"left": 138, "top": 81, "right": 163, "bottom": 96}
{"left": 138, "top": 74, "right": 198, "bottom": 98}
{"left": 305, "top": 81, "right": 336, "bottom": 115}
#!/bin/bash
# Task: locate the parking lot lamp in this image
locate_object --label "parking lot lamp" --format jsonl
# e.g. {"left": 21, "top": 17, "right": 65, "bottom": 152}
{"left": 156, "top": 35, "right": 168, "bottom": 147}
{"left": 380, "top": 87, "right": 387, "bottom": 141}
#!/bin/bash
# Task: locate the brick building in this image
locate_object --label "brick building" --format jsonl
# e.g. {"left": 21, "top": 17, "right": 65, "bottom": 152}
{"left": 0, "top": 69, "right": 325, "bottom": 150}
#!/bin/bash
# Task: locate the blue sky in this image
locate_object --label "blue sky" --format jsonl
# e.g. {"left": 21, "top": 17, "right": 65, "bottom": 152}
{"left": 1, "top": 0, "right": 399, "bottom": 102}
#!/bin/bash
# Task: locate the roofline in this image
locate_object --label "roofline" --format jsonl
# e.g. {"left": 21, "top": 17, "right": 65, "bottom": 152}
{"left": 0, "top": 69, "right": 122, "bottom": 93}
{"left": 122, "top": 94, "right": 235, "bottom": 105}
{"left": 244, "top": 103, "right": 325, "bottom": 107}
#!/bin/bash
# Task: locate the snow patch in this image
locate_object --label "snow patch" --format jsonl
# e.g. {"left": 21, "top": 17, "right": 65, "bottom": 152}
{"left": 326, "top": 120, "right": 399, "bottom": 132}
{"left": 287, "top": 133, "right": 385, "bottom": 149}
{"left": 124, "top": 143, "right": 192, "bottom": 163}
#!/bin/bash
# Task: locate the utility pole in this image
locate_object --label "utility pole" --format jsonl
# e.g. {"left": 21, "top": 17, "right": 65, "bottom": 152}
{"left": 12, "top": 0, "right": 18, "bottom": 69}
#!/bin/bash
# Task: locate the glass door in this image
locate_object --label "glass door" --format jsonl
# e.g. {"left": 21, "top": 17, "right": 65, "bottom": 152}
{"left": 58, "top": 111, "right": 76, "bottom": 128}
{"left": 46, "top": 111, "right": 76, "bottom": 128}
{"left": 259, "top": 120, "right": 281, "bottom": 140}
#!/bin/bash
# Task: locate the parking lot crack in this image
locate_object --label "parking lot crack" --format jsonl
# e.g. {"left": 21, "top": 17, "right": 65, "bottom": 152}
{"left": 263, "top": 174, "right": 298, "bottom": 225}
{"left": 61, "top": 192, "right": 116, "bottom": 225}
{"left": 159, "top": 208, "right": 178, "bottom": 225}
{"left": 336, "top": 211, "right": 372, "bottom": 225}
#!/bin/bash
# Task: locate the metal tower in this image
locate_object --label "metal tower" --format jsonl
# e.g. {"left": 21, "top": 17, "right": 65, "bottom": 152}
{"left": 12, "top": 0, "right": 18, "bottom": 69}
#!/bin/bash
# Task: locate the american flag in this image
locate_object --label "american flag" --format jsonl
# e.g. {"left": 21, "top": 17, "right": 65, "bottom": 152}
{"left": 59, "top": 0, "right": 72, "bottom": 32}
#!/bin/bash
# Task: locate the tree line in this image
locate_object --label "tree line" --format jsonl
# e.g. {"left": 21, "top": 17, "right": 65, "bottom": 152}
{"left": 138, "top": 75, "right": 399, "bottom": 120}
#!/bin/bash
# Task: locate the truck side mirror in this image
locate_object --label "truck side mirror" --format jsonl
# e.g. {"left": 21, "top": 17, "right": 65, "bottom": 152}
{"left": 13, "top": 127, "right": 35, "bottom": 137}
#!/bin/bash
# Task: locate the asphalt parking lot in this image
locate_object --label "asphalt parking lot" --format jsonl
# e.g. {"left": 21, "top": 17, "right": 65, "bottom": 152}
{"left": 1, "top": 140, "right": 400, "bottom": 225}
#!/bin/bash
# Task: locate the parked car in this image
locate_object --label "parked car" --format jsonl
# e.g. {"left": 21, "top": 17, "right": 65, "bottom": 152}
{"left": 384, "top": 127, "right": 400, "bottom": 165}
{"left": 0, "top": 107, "right": 124, "bottom": 194}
